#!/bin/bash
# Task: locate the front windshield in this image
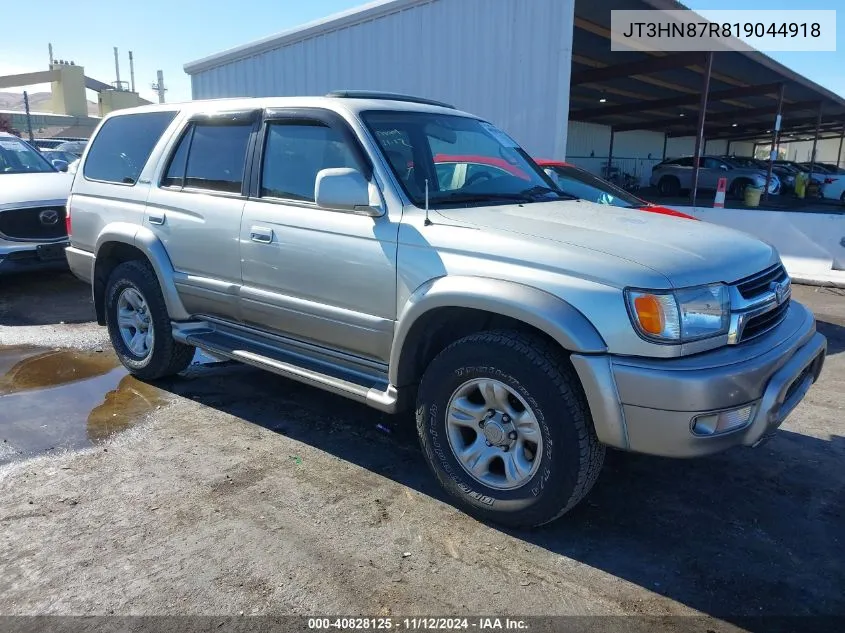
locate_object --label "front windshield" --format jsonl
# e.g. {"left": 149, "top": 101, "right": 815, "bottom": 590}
{"left": 546, "top": 165, "right": 645, "bottom": 208}
{"left": 0, "top": 137, "right": 56, "bottom": 174}
{"left": 362, "top": 111, "right": 567, "bottom": 207}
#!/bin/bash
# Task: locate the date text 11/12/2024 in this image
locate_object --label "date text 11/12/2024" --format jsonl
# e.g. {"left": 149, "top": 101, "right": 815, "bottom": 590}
{"left": 308, "top": 617, "right": 528, "bottom": 630}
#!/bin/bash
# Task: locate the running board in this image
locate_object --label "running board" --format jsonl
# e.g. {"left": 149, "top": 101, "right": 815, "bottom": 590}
{"left": 172, "top": 321, "right": 399, "bottom": 413}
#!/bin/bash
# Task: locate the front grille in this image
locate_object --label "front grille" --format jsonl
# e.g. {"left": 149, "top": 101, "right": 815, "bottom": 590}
{"left": 0, "top": 207, "right": 67, "bottom": 241}
{"left": 735, "top": 263, "right": 788, "bottom": 299}
{"left": 741, "top": 298, "right": 790, "bottom": 342}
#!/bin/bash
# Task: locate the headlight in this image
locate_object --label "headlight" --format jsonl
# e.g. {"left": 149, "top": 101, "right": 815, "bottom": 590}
{"left": 625, "top": 284, "right": 730, "bottom": 343}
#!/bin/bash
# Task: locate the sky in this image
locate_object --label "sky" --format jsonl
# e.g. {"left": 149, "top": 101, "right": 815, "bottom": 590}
{"left": 1, "top": 0, "right": 842, "bottom": 107}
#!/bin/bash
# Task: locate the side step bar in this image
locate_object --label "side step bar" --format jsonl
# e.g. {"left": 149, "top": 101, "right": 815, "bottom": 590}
{"left": 172, "top": 321, "right": 399, "bottom": 413}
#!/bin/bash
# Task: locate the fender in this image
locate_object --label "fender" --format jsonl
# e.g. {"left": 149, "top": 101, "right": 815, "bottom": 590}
{"left": 389, "top": 275, "right": 607, "bottom": 387}
{"left": 94, "top": 223, "right": 191, "bottom": 321}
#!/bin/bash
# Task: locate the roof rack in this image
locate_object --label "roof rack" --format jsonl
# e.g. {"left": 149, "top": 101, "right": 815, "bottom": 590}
{"left": 325, "top": 90, "right": 455, "bottom": 109}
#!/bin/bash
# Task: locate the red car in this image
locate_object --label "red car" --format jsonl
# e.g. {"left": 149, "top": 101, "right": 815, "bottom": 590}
{"left": 429, "top": 154, "right": 697, "bottom": 220}
{"left": 535, "top": 159, "right": 697, "bottom": 220}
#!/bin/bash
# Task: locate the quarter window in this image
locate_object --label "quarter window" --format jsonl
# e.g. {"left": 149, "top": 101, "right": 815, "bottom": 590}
{"left": 161, "top": 127, "right": 192, "bottom": 188}
{"left": 261, "top": 122, "right": 359, "bottom": 202}
{"left": 84, "top": 111, "right": 177, "bottom": 184}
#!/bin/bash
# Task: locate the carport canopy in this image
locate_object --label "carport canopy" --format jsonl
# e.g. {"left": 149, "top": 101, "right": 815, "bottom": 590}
{"left": 569, "top": 0, "right": 845, "bottom": 147}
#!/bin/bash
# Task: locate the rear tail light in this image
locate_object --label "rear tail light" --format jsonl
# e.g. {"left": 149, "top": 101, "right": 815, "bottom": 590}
{"left": 65, "top": 195, "right": 72, "bottom": 237}
{"left": 824, "top": 177, "right": 838, "bottom": 184}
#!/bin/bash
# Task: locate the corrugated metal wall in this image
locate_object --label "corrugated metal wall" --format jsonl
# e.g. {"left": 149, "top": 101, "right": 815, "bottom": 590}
{"left": 189, "top": 0, "right": 575, "bottom": 159}
{"left": 777, "top": 137, "right": 844, "bottom": 163}
{"left": 567, "top": 121, "right": 687, "bottom": 186}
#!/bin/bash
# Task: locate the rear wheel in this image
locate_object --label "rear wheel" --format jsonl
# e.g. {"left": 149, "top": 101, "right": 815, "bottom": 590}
{"left": 657, "top": 176, "right": 681, "bottom": 197}
{"left": 730, "top": 178, "right": 752, "bottom": 199}
{"left": 105, "top": 260, "right": 194, "bottom": 381}
{"left": 416, "top": 330, "right": 605, "bottom": 528}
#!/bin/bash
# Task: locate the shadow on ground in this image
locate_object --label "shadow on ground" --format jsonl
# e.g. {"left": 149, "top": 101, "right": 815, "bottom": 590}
{"left": 817, "top": 320, "right": 845, "bottom": 356}
{"left": 154, "top": 361, "right": 844, "bottom": 629}
{"left": 0, "top": 271, "right": 94, "bottom": 326}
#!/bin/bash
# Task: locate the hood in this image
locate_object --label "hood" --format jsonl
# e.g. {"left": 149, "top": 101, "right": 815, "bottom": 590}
{"left": 0, "top": 172, "right": 73, "bottom": 209}
{"left": 435, "top": 199, "right": 778, "bottom": 289}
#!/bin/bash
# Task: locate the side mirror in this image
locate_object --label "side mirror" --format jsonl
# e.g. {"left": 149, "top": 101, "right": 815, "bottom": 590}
{"left": 52, "top": 159, "right": 69, "bottom": 172}
{"left": 315, "top": 168, "right": 381, "bottom": 215}
{"left": 719, "top": 164, "right": 729, "bottom": 171}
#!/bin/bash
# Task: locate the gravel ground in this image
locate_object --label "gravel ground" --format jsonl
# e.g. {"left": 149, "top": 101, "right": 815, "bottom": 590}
{"left": 0, "top": 272, "right": 842, "bottom": 630}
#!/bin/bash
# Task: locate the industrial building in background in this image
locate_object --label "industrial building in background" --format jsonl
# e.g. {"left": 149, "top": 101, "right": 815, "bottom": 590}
{"left": 184, "top": 0, "right": 845, "bottom": 188}
{"left": 0, "top": 46, "right": 159, "bottom": 139}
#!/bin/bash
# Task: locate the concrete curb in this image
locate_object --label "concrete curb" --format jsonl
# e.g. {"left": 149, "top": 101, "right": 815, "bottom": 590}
{"left": 666, "top": 205, "right": 845, "bottom": 287}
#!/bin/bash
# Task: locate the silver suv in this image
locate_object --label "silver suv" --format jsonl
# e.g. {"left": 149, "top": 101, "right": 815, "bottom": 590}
{"left": 65, "top": 93, "right": 826, "bottom": 527}
{"left": 651, "top": 155, "right": 780, "bottom": 197}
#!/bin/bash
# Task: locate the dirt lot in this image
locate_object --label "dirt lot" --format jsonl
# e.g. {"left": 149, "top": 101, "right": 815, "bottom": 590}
{"left": 0, "top": 272, "right": 842, "bottom": 630}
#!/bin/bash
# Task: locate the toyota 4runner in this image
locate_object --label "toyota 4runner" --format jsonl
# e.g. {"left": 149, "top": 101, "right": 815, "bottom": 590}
{"left": 65, "top": 92, "right": 827, "bottom": 527}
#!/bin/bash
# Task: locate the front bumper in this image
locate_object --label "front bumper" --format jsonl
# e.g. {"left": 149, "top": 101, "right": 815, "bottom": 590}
{"left": 0, "top": 240, "right": 70, "bottom": 274}
{"left": 571, "top": 301, "right": 826, "bottom": 457}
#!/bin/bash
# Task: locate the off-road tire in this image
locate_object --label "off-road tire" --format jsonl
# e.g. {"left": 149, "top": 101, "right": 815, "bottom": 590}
{"left": 416, "top": 329, "right": 605, "bottom": 528}
{"left": 105, "top": 260, "right": 194, "bottom": 381}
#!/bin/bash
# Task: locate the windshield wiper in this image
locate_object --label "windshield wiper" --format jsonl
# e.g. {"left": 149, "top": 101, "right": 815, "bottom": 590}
{"left": 431, "top": 187, "right": 575, "bottom": 206}
{"left": 519, "top": 185, "right": 577, "bottom": 200}
{"left": 430, "top": 192, "right": 535, "bottom": 205}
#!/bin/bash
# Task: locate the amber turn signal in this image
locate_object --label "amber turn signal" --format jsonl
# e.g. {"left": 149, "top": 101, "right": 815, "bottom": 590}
{"left": 633, "top": 294, "right": 665, "bottom": 335}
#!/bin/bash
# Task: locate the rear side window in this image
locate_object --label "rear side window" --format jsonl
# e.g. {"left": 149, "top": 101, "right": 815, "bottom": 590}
{"left": 181, "top": 123, "right": 253, "bottom": 193}
{"left": 84, "top": 111, "right": 177, "bottom": 184}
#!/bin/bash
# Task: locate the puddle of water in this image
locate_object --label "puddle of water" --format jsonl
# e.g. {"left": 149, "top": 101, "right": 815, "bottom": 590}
{"left": 0, "top": 345, "right": 165, "bottom": 463}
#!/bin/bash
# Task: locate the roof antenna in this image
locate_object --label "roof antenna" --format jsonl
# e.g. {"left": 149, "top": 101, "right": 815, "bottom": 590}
{"left": 424, "top": 178, "right": 432, "bottom": 226}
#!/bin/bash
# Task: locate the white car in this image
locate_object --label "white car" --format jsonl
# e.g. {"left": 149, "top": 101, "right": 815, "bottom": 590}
{"left": 820, "top": 173, "right": 845, "bottom": 203}
{"left": 0, "top": 133, "right": 74, "bottom": 274}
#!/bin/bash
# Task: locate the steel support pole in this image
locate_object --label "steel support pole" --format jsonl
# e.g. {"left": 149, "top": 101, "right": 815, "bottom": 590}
{"left": 837, "top": 124, "right": 845, "bottom": 169}
{"left": 808, "top": 102, "right": 823, "bottom": 184}
{"left": 764, "top": 83, "right": 785, "bottom": 202}
{"left": 607, "top": 127, "right": 615, "bottom": 180}
{"left": 22, "top": 91, "right": 34, "bottom": 142}
{"left": 690, "top": 52, "right": 713, "bottom": 208}
{"left": 726, "top": 140, "right": 732, "bottom": 156}
{"left": 662, "top": 133, "right": 668, "bottom": 160}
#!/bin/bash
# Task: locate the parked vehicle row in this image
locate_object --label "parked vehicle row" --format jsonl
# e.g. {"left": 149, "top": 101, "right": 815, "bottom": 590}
{"left": 30, "top": 137, "right": 88, "bottom": 156}
{"left": 650, "top": 155, "right": 781, "bottom": 198}
{"left": 62, "top": 92, "right": 825, "bottom": 527}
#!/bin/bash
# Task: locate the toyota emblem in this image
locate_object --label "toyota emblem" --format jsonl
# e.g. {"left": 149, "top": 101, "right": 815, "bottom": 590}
{"left": 771, "top": 280, "right": 790, "bottom": 305}
{"left": 38, "top": 209, "right": 60, "bottom": 226}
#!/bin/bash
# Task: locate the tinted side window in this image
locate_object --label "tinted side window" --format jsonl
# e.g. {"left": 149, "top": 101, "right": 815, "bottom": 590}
{"left": 84, "top": 111, "right": 177, "bottom": 184}
{"left": 184, "top": 123, "right": 253, "bottom": 193}
{"left": 261, "top": 122, "right": 358, "bottom": 202}
{"left": 162, "top": 127, "right": 193, "bottom": 188}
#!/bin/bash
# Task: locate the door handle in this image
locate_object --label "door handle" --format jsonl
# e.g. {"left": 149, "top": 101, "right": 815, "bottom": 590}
{"left": 250, "top": 226, "right": 273, "bottom": 244}
{"left": 148, "top": 213, "right": 165, "bottom": 225}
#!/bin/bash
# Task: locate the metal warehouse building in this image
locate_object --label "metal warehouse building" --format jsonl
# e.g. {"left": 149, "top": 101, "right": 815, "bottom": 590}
{"left": 184, "top": 0, "right": 845, "bottom": 184}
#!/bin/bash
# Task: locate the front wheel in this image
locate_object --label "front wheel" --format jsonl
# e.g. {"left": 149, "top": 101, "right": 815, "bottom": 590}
{"left": 105, "top": 260, "right": 195, "bottom": 381}
{"left": 416, "top": 330, "right": 605, "bottom": 528}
